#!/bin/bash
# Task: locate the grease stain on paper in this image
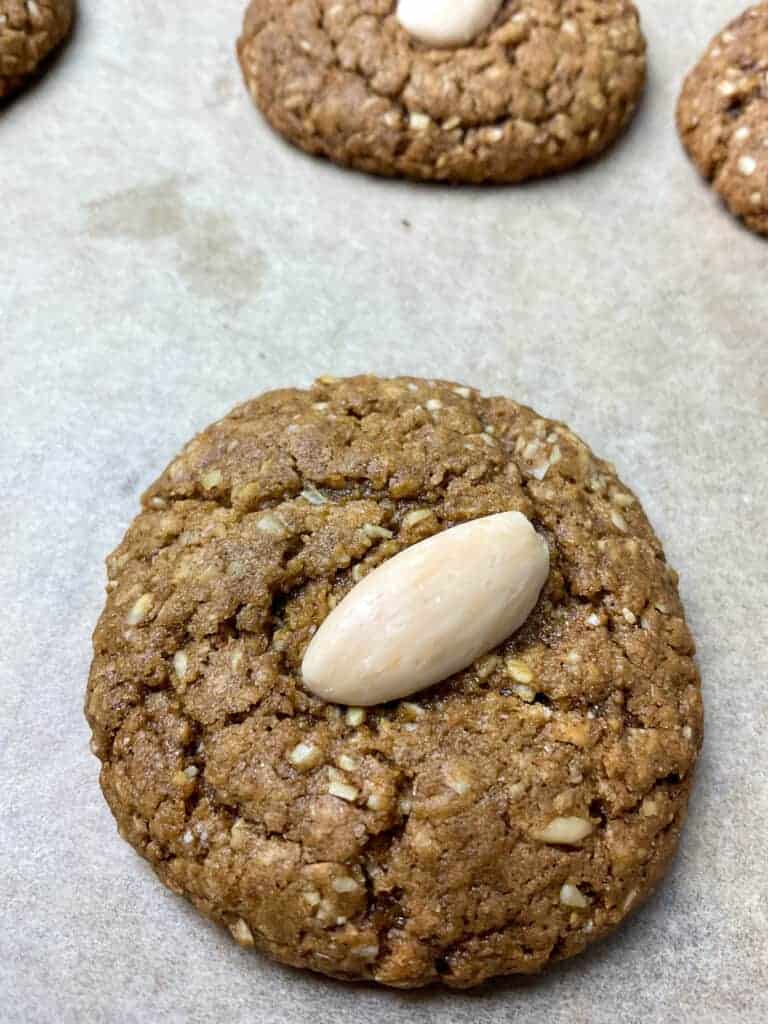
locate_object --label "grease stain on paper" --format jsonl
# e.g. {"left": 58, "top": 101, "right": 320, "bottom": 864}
{"left": 85, "top": 177, "right": 264, "bottom": 303}
{"left": 87, "top": 177, "right": 186, "bottom": 242}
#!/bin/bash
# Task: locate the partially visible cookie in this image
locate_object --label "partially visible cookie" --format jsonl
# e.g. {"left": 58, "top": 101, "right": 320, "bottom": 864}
{"left": 237, "top": 1, "right": 647, "bottom": 184}
{"left": 0, "top": 0, "right": 73, "bottom": 100}
{"left": 677, "top": 3, "right": 768, "bottom": 237}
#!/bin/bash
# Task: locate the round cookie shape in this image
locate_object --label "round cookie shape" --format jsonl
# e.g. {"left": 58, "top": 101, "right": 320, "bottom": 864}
{"left": 86, "top": 376, "right": 702, "bottom": 989}
{"left": 236, "top": 1, "right": 647, "bottom": 184}
{"left": 0, "top": 0, "right": 73, "bottom": 100}
{"left": 677, "top": 3, "right": 768, "bottom": 237}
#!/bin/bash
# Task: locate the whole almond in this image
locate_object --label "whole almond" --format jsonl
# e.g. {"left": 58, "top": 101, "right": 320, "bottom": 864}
{"left": 396, "top": 0, "right": 503, "bottom": 49}
{"left": 301, "top": 511, "right": 549, "bottom": 706}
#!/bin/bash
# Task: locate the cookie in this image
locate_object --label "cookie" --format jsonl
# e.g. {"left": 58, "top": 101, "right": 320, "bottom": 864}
{"left": 0, "top": 0, "right": 73, "bottom": 99}
{"left": 236, "top": 1, "right": 647, "bottom": 184}
{"left": 677, "top": 3, "right": 768, "bottom": 237}
{"left": 86, "top": 375, "right": 702, "bottom": 989}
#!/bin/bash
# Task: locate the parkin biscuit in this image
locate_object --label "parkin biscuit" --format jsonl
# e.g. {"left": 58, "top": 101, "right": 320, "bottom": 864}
{"left": 86, "top": 375, "right": 702, "bottom": 988}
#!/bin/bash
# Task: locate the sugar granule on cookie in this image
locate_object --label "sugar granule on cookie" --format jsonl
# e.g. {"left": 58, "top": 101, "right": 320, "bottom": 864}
{"left": 677, "top": 3, "right": 768, "bottom": 237}
{"left": 236, "top": 1, "right": 647, "bottom": 184}
{"left": 0, "top": 0, "right": 73, "bottom": 100}
{"left": 85, "top": 375, "right": 702, "bottom": 988}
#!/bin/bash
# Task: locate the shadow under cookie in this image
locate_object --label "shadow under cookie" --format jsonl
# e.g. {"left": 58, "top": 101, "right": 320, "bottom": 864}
{"left": 237, "top": 0, "right": 647, "bottom": 184}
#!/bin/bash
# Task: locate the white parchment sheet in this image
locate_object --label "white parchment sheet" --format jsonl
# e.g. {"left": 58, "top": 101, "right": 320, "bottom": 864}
{"left": 1, "top": 2, "right": 766, "bottom": 1021}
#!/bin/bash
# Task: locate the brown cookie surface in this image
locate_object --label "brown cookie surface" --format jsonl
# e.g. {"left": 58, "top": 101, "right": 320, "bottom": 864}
{"left": 677, "top": 3, "right": 768, "bottom": 237}
{"left": 86, "top": 375, "right": 702, "bottom": 989}
{"left": 0, "top": 0, "right": 73, "bottom": 99}
{"left": 237, "top": 0, "right": 647, "bottom": 183}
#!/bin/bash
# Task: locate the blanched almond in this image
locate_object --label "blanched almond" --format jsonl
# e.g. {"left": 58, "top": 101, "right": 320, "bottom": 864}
{"left": 301, "top": 511, "right": 549, "bottom": 706}
{"left": 397, "top": 0, "right": 502, "bottom": 49}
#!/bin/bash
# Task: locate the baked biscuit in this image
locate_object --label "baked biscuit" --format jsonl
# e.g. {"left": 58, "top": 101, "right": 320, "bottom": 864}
{"left": 237, "top": 1, "right": 647, "bottom": 183}
{"left": 86, "top": 376, "right": 702, "bottom": 988}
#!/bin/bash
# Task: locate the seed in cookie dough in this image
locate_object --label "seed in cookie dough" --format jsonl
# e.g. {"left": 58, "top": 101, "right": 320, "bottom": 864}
{"left": 475, "top": 654, "right": 501, "bottom": 679}
{"left": 344, "top": 707, "right": 366, "bottom": 727}
{"left": 229, "top": 918, "right": 255, "bottom": 947}
{"left": 256, "top": 512, "right": 287, "bottom": 536}
{"left": 401, "top": 702, "right": 425, "bottom": 720}
{"left": 445, "top": 770, "right": 472, "bottom": 795}
{"left": 328, "top": 779, "right": 359, "bottom": 802}
{"left": 288, "top": 742, "right": 323, "bottom": 770}
{"left": 402, "top": 509, "right": 432, "bottom": 528}
{"left": 301, "top": 511, "right": 549, "bottom": 707}
{"left": 331, "top": 876, "right": 359, "bottom": 894}
{"left": 230, "top": 819, "right": 249, "bottom": 850}
{"left": 534, "top": 817, "right": 594, "bottom": 845}
{"left": 126, "top": 593, "right": 154, "bottom": 626}
{"left": 173, "top": 651, "right": 188, "bottom": 677}
{"left": 396, "top": 0, "right": 502, "bottom": 49}
{"left": 366, "top": 791, "right": 386, "bottom": 811}
{"left": 353, "top": 943, "right": 380, "bottom": 960}
{"left": 622, "top": 889, "right": 639, "bottom": 912}
{"left": 611, "top": 490, "right": 635, "bottom": 507}
{"left": 560, "top": 883, "right": 590, "bottom": 909}
{"left": 738, "top": 156, "right": 757, "bottom": 176}
{"left": 505, "top": 659, "right": 534, "bottom": 684}
{"left": 408, "top": 111, "right": 431, "bottom": 132}
{"left": 512, "top": 683, "right": 536, "bottom": 703}
{"left": 508, "top": 782, "right": 527, "bottom": 801}
{"left": 300, "top": 483, "right": 327, "bottom": 505}
{"left": 362, "top": 523, "right": 393, "bottom": 540}
{"left": 201, "top": 469, "right": 223, "bottom": 489}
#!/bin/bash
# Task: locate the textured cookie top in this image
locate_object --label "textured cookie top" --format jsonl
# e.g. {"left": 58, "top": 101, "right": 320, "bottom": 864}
{"left": 86, "top": 376, "right": 702, "bottom": 989}
{"left": 237, "top": 0, "right": 646, "bottom": 183}
{"left": 0, "top": 0, "right": 72, "bottom": 98}
{"left": 677, "top": 3, "right": 768, "bottom": 237}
